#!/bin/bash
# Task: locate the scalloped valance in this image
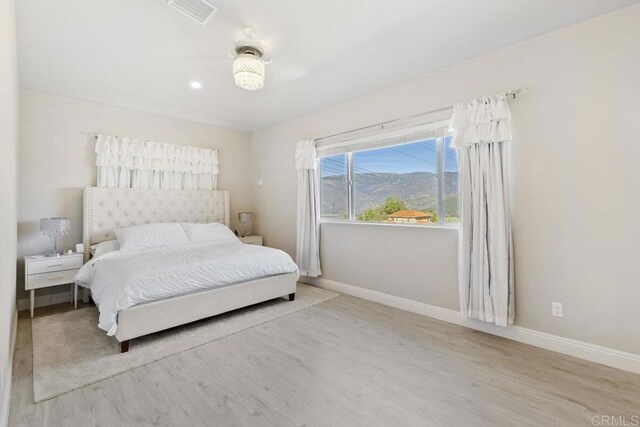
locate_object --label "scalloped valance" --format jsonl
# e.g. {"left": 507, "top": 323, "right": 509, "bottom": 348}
{"left": 294, "top": 140, "right": 317, "bottom": 170}
{"left": 95, "top": 134, "right": 219, "bottom": 190}
{"left": 449, "top": 94, "right": 512, "bottom": 149}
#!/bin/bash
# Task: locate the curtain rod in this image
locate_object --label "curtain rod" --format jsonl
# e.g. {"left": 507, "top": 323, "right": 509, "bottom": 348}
{"left": 314, "top": 89, "right": 523, "bottom": 143}
{"left": 79, "top": 131, "right": 109, "bottom": 139}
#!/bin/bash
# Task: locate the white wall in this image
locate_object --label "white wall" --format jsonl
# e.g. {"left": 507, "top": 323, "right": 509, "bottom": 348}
{"left": 17, "top": 91, "right": 253, "bottom": 302}
{"left": 251, "top": 5, "right": 640, "bottom": 355}
{"left": 0, "top": 0, "right": 18, "bottom": 423}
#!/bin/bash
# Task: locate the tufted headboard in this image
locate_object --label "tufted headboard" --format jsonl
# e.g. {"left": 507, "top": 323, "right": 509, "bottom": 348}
{"left": 82, "top": 187, "right": 229, "bottom": 262}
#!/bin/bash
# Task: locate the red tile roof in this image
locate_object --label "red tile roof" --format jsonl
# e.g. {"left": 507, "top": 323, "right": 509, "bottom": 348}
{"left": 387, "top": 210, "right": 434, "bottom": 219}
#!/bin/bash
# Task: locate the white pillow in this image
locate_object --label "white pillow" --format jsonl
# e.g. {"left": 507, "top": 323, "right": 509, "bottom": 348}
{"left": 114, "top": 223, "right": 189, "bottom": 252}
{"left": 181, "top": 222, "right": 239, "bottom": 244}
{"left": 90, "top": 240, "right": 120, "bottom": 258}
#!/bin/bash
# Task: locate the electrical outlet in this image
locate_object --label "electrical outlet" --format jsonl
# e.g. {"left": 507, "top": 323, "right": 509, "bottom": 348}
{"left": 552, "top": 302, "right": 563, "bottom": 317}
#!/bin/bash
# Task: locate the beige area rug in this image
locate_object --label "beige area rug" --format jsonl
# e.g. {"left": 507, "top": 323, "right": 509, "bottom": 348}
{"left": 31, "top": 283, "right": 339, "bottom": 402}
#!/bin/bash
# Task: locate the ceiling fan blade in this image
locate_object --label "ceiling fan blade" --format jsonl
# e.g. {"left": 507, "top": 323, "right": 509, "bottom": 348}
{"left": 267, "top": 59, "right": 311, "bottom": 85}
{"left": 181, "top": 50, "right": 234, "bottom": 62}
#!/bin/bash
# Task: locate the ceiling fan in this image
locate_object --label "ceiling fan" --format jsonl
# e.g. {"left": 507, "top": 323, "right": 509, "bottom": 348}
{"left": 232, "top": 26, "right": 269, "bottom": 90}
{"left": 183, "top": 25, "right": 310, "bottom": 90}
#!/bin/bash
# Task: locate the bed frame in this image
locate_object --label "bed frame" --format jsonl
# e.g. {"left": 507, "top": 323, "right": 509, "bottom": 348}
{"left": 82, "top": 187, "right": 298, "bottom": 353}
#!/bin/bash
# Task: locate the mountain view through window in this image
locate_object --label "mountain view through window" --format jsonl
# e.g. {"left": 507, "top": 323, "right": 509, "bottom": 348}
{"left": 320, "top": 136, "right": 458, "bottom": 225}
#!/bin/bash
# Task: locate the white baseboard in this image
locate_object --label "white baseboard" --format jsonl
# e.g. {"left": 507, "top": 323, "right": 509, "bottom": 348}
{"left": 17, "top": 290, "right": 73, "bottom": 312}
{"left": 1, "top": 310, "right": 18, "bottom": 427}
{"left": 303, "top": 277, "right": 640, "bottom": 375}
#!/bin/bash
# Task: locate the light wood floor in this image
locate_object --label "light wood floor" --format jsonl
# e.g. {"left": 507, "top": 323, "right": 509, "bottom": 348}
{"left": 9, "top": 295, "right": 640, "bottom": 426}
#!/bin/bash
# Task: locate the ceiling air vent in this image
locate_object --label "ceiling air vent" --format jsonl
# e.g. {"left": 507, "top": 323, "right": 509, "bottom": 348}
{"left": 167, "top": 0, "right": 218, "bottom": 25}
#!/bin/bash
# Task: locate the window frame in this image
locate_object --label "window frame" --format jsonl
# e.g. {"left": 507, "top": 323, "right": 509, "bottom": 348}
{"left": 318, "top": 135, "right": 459, "bottom": 228}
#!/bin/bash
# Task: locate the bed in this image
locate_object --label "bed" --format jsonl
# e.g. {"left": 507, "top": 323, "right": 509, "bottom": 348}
{"left": 78, "top": 187, "right": 299, "bottom": 353}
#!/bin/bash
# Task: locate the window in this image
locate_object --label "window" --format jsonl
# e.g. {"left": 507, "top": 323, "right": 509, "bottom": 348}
{"left": 319, "top": 153, "right": 348, "bottom": 220}
{"left": 319, "top": 121, "right": 458, "bottom": 226}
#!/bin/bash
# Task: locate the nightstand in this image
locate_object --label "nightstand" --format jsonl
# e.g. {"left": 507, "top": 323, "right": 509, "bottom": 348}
{"left": 24, "top": 252, "right": 83, "bottom": 318}
{"left": 239, "top": 236, "right": 263, "bottom": 246}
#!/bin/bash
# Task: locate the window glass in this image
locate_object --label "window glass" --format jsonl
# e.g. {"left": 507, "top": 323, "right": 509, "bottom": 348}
{"left": 443, "top": 136, "right": 459, "bottom": 223}
{"left": 319, "top": 154, "right": 349, "bottom": 220}
{"left": 353, "top": 139, "right": 438, "bottom": 224}
{"left": 318, "top": 125, "right": 458, "bottom": 226}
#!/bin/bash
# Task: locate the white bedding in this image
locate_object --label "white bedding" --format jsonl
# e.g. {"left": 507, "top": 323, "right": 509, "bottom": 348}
{"left": 74, "top": 240, "right": 299, "bottom": 335}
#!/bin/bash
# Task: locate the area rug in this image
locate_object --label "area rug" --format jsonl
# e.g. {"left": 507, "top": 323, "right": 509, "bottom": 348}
{"left": 31, "top": 283, "right": 339, "bottom": 402}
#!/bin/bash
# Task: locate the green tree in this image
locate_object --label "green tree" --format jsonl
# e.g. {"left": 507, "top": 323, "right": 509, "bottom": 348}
{"left": 380, "top": 196, "right": 407, "bottom": 215}
{"left": 358, "top": 197, "right": 408, "bottom": 222}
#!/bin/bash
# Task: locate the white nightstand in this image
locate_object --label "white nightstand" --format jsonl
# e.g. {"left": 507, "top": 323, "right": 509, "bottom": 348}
{"left": 24, "top": 252, "right": 83, "bottom": 318}
{"left": 239, "top": 236, "right": 263, "bottom": 246}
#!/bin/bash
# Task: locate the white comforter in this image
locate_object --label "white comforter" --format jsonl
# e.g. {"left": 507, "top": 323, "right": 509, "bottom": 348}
{"left": 74, "top": 241, "right": 299, "bottom": 335}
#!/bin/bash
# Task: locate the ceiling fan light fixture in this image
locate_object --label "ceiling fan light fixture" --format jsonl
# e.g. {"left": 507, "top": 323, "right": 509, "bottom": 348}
{"left": 233, "top": 52, "right": 265, "bottom": 90}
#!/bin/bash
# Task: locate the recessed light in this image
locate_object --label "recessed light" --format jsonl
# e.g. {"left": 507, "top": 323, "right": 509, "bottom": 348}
{"left": 190, "top": 81, "right": 203, "bottom": 89}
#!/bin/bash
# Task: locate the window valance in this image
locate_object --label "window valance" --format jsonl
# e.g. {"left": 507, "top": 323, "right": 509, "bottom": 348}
{"left": 295, "top": 140, "right": 317, "bottom": 170}
{"left": 449, "top": 94, "right": 512, "bottom": 148}
{"left": 95, "top": 134, "right": 219, "bottom": 190}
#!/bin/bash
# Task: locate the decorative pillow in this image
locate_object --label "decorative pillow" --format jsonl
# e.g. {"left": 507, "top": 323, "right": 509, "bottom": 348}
{"left": 114, "top": 223, "right": 189, "bottom": 252}
{"left": 90, "top": 240, "right": 120, "bottom": 258}
{"left": 181, "top": 222, "right": 239, "bottom": 244}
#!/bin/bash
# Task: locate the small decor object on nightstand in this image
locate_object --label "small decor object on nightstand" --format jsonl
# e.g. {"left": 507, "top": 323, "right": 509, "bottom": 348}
{"left": 239, "top": 235, "right": 263, "bottom": 246}
{"left": 24, "top": 252, "right": 83, "bottom": 318}
{"left": 238, "top": 212, "right": 253, "bottom": 237}
{"left": 40, "top": 217, "right": 71, "bottom": 256}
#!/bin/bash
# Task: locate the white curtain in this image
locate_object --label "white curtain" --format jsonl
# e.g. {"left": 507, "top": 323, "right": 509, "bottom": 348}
{"left": 295, "top": 140, "right": 321, "bottom": 277}
{"left": 450, "top": 95, "right": 514, "bottom": 326}
{"left": 95, "top": 135, "right": 219, "bottom": 190}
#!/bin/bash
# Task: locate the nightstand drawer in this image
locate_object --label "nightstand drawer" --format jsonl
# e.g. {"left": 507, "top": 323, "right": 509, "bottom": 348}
{"left": 28, "top": 256, "right": 82, "bottom": 275}
{"left": 27, "top": 269, "right": 78, "bottom": 290}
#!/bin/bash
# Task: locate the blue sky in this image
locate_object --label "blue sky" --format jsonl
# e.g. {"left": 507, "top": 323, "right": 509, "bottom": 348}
{"left": 320, "top": 136, "right": 457, "bottom": 177}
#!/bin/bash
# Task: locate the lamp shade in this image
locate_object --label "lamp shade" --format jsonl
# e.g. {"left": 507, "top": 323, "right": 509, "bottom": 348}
{"left": 233, "top": 53, "right": 265, "bottom": 90}
{"left": 40, "top": 217, "right": 71, "bottom": 238}
{"left": 237, "top": 212, "right": 253, "bottom": 237}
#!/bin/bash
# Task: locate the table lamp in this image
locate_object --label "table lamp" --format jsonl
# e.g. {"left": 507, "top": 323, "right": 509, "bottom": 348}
{"left": 40, "top": 217, "right": 71, "bottom": 256}
{"left": 237, "top": 212, "right": 253, "bottom": 237}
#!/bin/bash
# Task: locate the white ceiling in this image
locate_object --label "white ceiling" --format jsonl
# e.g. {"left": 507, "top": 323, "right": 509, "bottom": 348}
{"left": 16, "top": 0, "right": 638, "bottom": 131}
